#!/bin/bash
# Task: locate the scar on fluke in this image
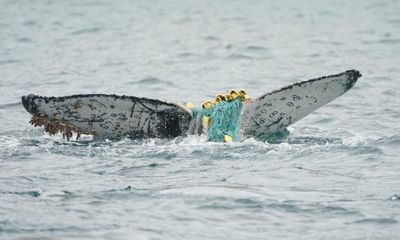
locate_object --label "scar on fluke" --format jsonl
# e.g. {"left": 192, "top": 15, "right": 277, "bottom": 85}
{"left": 72, "top": 100, "right": 84, "bottom": 109}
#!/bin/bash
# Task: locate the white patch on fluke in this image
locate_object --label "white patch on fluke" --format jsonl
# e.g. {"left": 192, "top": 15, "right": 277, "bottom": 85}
{"left": 238, "top": 70, "right": 361, "bottom": 137}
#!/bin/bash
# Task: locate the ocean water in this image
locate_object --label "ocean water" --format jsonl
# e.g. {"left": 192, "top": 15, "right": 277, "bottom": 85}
{"left": 1, "top": 0, "right": 400, "bottom": 239}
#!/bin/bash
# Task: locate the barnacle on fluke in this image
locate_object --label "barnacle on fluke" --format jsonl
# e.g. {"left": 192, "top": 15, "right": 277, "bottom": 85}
{"left": 29, "top": 115, "right": 82, "bottom": 140}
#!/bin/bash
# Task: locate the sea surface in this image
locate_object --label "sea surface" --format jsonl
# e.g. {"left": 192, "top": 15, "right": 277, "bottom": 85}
{"left": 1, "top": 0, "right": 400, "bottom": 239}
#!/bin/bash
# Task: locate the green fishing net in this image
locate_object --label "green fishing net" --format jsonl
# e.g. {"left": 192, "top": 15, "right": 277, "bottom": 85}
{"left": 193, "top": 98, "right": 243, "bottom": 142}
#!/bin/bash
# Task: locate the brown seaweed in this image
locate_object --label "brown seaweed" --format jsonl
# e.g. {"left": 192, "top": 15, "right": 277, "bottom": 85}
{"left": 29, "top": 115, "right": 82, "bottom": 141}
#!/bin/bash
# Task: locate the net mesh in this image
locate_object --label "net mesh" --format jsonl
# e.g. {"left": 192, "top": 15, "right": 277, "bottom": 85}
{"left": 192, "top": 98, "right": 243, "bottom": 142}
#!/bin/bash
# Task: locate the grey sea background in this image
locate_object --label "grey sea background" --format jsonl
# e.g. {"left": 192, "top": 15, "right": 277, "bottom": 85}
{"left": 1, "top": 0, "right": 400, "bottom": 239}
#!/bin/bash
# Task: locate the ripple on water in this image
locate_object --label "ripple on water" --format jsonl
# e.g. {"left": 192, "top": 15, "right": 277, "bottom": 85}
{"left": 244, "top": 45, "right": 267, "bottom": 52}
{"left": 158, "top": 185, "right": 361, "bottom": 218}
{"left": 126, "top": 77, "right": 177, "bottom": 87}
{"left": 0, "top": 59, "right": 20, "bottom": 65}
{"left": 16, "top": 38, "right": 32, "bottom": 43}
{"left": 375, "top": 135, "right": 400, "bottom": 146}
{"left": 0, "top": 190, "right": 41, "bottom": 197}
{"left": 0, "top": 102, "right": 22, "bottom": 109}
{"left": 388, "top": 194, "right": 400, "bottom": 201}
{"left": 352, "top": 218, "right": 398, "bottom": 224}
{"left": 226, "top": 53, "right": 254, "bottom": 60}
{"left": 70, "top": 27, "right": 102, "bottom": 35}
{"left": 22, "top": 20, "right": 37, "bottom": 26}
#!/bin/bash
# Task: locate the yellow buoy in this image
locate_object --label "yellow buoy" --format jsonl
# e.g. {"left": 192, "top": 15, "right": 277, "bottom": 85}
{"left": 202, "top": 101, "right": 213, "bottom": 109}
{"left": 202, "top": 116, "right": 211, "bottom": 128}
{"left": 185, "top": 102, "right": 194, "bottom": 109}
{"left": 224, "top": 135, "right": 232, "bottom": 142}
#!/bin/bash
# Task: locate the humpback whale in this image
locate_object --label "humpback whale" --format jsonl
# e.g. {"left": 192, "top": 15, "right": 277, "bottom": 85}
{"left": 22, "top": 70, "right": 361, "bottom": 141}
